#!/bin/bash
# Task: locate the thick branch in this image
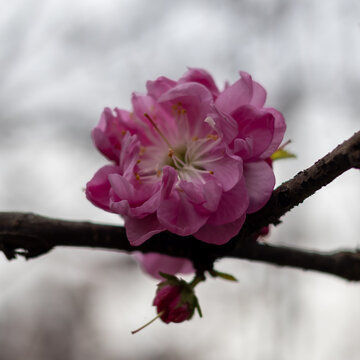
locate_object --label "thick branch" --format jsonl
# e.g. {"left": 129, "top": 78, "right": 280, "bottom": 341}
{"left": 0, "top": 212, "right": 360, "bottom": 281}
{"left": 0, "top": 131, "right": 359, "bottom": 280}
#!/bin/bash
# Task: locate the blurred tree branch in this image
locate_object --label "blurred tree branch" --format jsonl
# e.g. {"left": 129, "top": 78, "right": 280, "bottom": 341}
{"left": 0, "top": 131, "right": 359, "bottom": 280}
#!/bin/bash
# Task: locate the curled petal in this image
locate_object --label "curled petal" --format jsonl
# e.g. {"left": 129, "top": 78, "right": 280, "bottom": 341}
{"left": 194, "top": 214, "right": 246, "bottom": 245}
{"left": 124, "top": 214, "right": 166, "bottom": 246}
{"left": 259, "top": 108, "right": 286, "bottom": 159}
{"left": 161, "top": 166, "right": 178, "bottom": 199}
{"left": 210, "top": 106, "right": 238, "bottom": 144}
{"left": 215, "top": 71, "right": 253, "bottom": 113}
{"left": 250, "top": 81, "right": 267, "bottom": 107}
{"left": 158, "top": 169, "right": 209, "bottom": 235}
{"left": 179, "top": 67, "right": 220, "bottom": 98}
{"left": 119, "top": 132, "right": 140, "bottom": 177}
{"left": 231, "top": 105, "right": 275, "bottom": 160}
{"left": 203, "top": 152, "right": 242, "bottom": 192}
{"left": 146, "top": 76, "right": 177, "bottom": 99}
{"left": 109, "top": 174, "right": 161, "bottom": 217}
{"left": 92, "top": 108, "right": 133, "bottom": 162}
{"left": 179, "top": 179, "right": 222, "bottom": 213}
{"left": 178, "top": 180, "right": 206, "bottom": 205}
{"left": 233, "top": 138, "right": 252, "bottom": 159}
{"left": 244, "top": 161, "right": 275, "bottom": 213}
{"left": 157, "top": 190, "right": 209, "bottom": 236}
{"left": 86, "top": 165, "right": 121, "bottom": 211}
{"left": 207, "top": 176, "right": 249, "bottom": 225}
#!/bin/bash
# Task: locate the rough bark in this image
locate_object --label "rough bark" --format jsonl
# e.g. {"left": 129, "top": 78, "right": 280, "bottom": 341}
{"left": 0, "top": 131, "right": 359, "bottom": 280}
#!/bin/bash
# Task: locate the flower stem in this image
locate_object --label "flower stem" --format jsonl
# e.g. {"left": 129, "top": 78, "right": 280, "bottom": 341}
{"left": 131, "top": 310, "right": 165, "bottom": 335}
{"left": 189, "top": 273, "right": 205, "bottom": 288}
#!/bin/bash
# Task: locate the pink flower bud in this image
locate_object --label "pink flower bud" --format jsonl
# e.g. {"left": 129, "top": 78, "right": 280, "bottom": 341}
{"left": 153, "top": 285, "right": 194, "bottom": 323}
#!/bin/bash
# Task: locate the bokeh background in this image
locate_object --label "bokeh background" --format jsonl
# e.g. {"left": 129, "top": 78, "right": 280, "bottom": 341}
{"left": 1, "top": 0, "right": 360, "bottom": 359}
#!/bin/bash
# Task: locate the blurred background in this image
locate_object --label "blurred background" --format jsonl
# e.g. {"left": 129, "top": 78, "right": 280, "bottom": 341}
{"left": 0, "top": 0, "right": 360, "bottom": 359}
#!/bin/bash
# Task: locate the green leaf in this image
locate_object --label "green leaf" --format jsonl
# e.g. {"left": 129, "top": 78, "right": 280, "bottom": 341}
{"left": 271, "top": 149, "right": 296, "bottom": 161}
{"left": 158, "top": 272, "right": 178, "bottom": 282}
{"left": 194, "top": 297, "right": 203, "bottom": 318}
{"left": 209, "top": 270, "right": 238, "bottom": 282}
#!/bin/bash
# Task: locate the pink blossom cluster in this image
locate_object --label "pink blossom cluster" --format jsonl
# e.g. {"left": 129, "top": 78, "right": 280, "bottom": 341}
{"left": 86, "top": 68, "right": 285, "bottom": 275}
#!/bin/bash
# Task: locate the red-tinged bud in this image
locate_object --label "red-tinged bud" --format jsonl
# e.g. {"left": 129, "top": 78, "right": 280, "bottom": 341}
{"left": 131, "top": 273, "right": 203, "bottom": 334}
{"left": 153, "top": 284, "right": 194, "bottom": 323}
{"left": 153, "top": 272, "right": 202, "bottom": 324}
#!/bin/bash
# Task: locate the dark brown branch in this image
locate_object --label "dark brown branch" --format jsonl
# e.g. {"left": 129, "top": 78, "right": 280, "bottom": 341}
{"left": 0, "top": 212, "right": 360, "bottom": 280}
{"left": 0, "top": 131, "right": 359, "bottom": 280}
{"left": 227, "top": 242, "right": 360, "bottom": 281}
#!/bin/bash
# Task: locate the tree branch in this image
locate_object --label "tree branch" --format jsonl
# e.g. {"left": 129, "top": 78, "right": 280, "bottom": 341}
{"left": 0, "top": 131, "right": 359, "bottom": 280}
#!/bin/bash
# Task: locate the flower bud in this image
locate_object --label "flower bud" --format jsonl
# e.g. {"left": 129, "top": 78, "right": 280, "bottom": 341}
{"left": 153, "top": 273, "right": 202, "bottom": 324}
{"left": 153, "top": 285, "right": 193, "bottom": 323}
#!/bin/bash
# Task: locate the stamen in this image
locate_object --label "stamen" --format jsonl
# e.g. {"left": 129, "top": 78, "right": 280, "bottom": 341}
{"left": 206, "top": 134, "right": 218, "bottom": 141}
{"left": 144, "top": 113, "right": 174, "bottom": 149}
{"left": 193, "top": 137, "right": 221, "bottom": 160}
{"left": 131, "top": 311, "right": 165, "bottom": 335}
{"left": 172, "top": 155, "right": 186, "bottom": 169}
{"left": 279, "top": 139, "right": 292, "bottom": 150}
{"left": 192, "top": 154, "right": 224, "bottom": 165}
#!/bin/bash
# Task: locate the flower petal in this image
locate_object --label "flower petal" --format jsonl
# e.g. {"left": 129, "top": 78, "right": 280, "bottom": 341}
{"left": 134, "top": 253, "right": 194, "bottom": 279}
{"left": 179, "top": 67, "right": 220, "bottom": 98}
{"left": 179, "top": 179, "right": 222, "bottom": 214}
{"left": 157, "top": 192, "right": 209, "bottom": 236}
{"left": 158, "top": 169, "right": 210, "bottom": 235}
{"left": 244, "top": 161, "right": 275, "bottom": 213}
{"left": 210, "top": 106, "right": 238, "bottom": 144}
{"left": 215, "top": 71, "right": 253, "bottom": 114}
{"left": 203, "top": 152, "right": 242, "bottom": 192}
{"left": 193, "top": 214, "right": 246, "bottom": 245}
{"left": 146, "top": 76, "right": 177, "bottom": 99}
{"left": 231, "top": 105, "right": 275, "bottom": 160}
{"left": 250, "top": 81, "right": 267, "bottom": 107}
{"left": 259, "top": 108, "right": 286, "bottom": 158}
{"left": 86, "top": 165, "right": 121, "bottom": 211}
{"left": 109, "top": 173, "right": 161, "bottom": 217}
{"left": 92, "top": 107, "right": 133, "bottom": 162}
{"left": 207, "top": 176, "right": 249, "bottom": 225}
{"left": 118, "top": 132, "right": 140, "bottom": 177}
{"left": 124, "top": 214, "right": 166, "bottom": 246}
{"left": 158, "top": 82, "right": 214, "bottom": 137}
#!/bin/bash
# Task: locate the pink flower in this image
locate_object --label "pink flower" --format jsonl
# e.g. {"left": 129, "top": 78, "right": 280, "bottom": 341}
{"left": 86, "top": 68, "right": 286, "bottom": 247}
